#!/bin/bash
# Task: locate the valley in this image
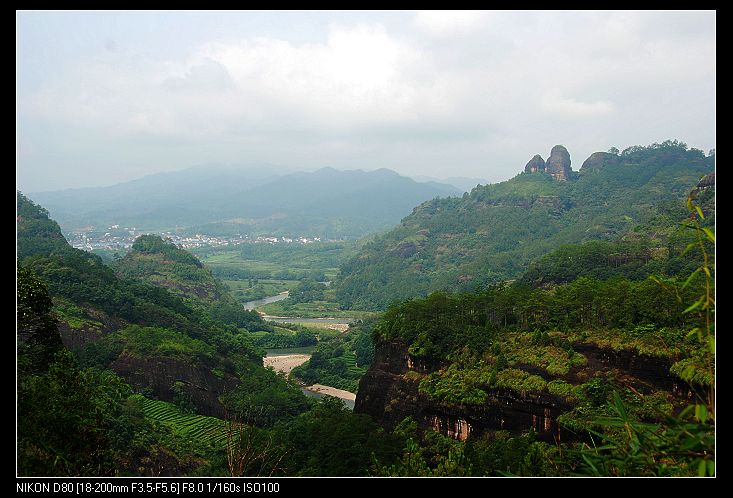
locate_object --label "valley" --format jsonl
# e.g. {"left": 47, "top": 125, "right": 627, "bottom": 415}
{"left": 17, "top": 140, "right": 715, "bottom": 477}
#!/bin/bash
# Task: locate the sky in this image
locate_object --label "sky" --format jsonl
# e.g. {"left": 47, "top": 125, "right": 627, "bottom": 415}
{"left": 17, "top": 10, "right": 716, "bottom": 192}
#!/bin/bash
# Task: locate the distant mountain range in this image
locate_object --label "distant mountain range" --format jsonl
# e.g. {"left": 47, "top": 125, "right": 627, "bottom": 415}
{"left": 409, "top": 175, "right": 490, "bottom": 192}
{"left": 28, "top": 166, "right": 461, "bottom": 239}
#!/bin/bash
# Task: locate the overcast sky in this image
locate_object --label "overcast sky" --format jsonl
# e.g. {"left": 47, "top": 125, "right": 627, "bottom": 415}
{"left": 17, "top": 10, "right": 715, "bottom": 192}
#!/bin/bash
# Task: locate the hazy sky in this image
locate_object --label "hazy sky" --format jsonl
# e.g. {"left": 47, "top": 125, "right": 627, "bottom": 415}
{"left": 17, "top": 10, "right": 715, "bottom": 192}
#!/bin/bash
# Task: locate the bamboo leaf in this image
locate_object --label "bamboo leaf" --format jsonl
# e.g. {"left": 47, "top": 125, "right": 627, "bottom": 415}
{"left": 681, "top": 242, "right": 697, "bottom": 256}
{"left": 695, "top": 206, "right": 705, "bottom": 220}
{"left": 682, "top": 296, "right": 705, "bottom": 314}
{"left": 697, "top": 459, "right": 706, "bottom": 477}
{"left": 702, "top": 227, "right": 715, "bottom": 243}
{"left": 695, "top": 404, "right": 708, "bottom": 423}
{"left": 682, "top": 268, "right": 701, "bottom": 288}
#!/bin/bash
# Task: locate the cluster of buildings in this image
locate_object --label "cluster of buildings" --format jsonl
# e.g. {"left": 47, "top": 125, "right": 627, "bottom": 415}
{"left": 67, "top": 227, "right": 324, "bottom": 252}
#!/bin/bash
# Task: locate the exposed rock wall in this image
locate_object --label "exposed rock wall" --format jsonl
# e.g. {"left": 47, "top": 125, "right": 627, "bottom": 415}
{"left": 355, "top": 338, "right": 690, "bottom": 442}
{"left": 110, "top": 353, "right": 239, "bottom": 418}
{"left": 545, "top": 145, "right": 572, "bottom": 181}
{"left": 524, "top": 155, "right": 546, "bottom": 173}
{"left": 523, "top": 146, "right": 572, "bottom": 181}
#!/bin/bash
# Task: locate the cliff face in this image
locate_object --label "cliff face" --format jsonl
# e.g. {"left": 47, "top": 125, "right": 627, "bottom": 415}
{"left": 110, "top": 353, "right": 239, "bottom": 418}
{"left": 355, "top": 339, "right": 690, "bottom": 442}
{"left": 523, "top": 146, "right": 571, "bottom": 181}
{"left": 545, "top": 145, "right": 572, "bottom": 181}
{"left": 524, "top": 155, "right": 546, "bottom": 173}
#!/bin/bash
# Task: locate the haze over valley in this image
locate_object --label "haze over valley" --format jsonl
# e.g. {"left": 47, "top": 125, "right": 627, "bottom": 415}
{"left": 17, "top": 10, "right": 715, "bottom": 480}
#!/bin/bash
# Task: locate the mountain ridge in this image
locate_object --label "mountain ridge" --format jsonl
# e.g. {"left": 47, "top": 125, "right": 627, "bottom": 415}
{"left": 336, "top": 141, "right": 714, "bottom": 309}
{"left": 29, "top": 166, "right": 460, "bottom": 239}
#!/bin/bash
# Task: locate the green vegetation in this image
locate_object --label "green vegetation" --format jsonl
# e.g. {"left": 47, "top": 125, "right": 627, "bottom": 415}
{"left": 194, "top": 241, "right": 367, "bottom": 318}
{"left": 273, "top": 397, "right": 401, "bottom": 476}
{"left": 337, "top": 142, "right": 713, "bottom": 309}
{"left": 291, "top": 320, "right": 376, "bottom": 393}
{"left": 16, "top": 140, "right": 715, "bottom": 477}
{"left": 248, "top": 324, "right": 318, "bottom": 349}
{"left": 114, "top": 234, "right": 271, "bottom": 333}
{"left": 134, "top": 395, "right": 228, "bottom": 447}
{"left": 365, "top": 184, "right": 714, "bottom": 477}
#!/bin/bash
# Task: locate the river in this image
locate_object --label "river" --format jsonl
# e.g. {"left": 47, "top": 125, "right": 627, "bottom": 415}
{"left": 263, "top": 349, "right": 356, "bottom": 410}
{"left": 242, "top": 291, "right": 290, "bottom": 310}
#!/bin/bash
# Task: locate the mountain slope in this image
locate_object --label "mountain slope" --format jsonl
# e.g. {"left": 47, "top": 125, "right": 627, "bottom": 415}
{"left": 16, "top": 193, "right": 274, "bottom": 416}
{"left": 113, "top": 234, "right": 268, "bottom": 331}
{"left": 30, "top": 167, "right": 461, "bottom": 239}
{"left": 336, "top": 141, "right": 714, "bottom": 309}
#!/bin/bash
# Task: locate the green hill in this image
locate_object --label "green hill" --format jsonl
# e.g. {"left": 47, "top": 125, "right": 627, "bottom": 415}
{"left": 16, "top": 192, "right": 307, "bottom": 420}
{"left": 113, "top": 234, "right": 268, "bottom": 332}
{"left": 336, "top": 141, "right": 714, "bottom": 309}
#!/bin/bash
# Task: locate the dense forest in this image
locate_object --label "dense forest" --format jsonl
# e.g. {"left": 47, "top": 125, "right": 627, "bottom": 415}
{"left": 17, "top": 139, "right": 715, "bottom": 477}
{"left": 336, "top": 142, "right": 714, "bottom": 309}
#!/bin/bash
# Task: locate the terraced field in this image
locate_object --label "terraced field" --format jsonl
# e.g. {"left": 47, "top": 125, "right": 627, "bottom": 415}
{"left": 343, "top": 351, "right": 367, "bottom": 376}
{"left": 133, "top": 394, "right": 228, "bottom": 446}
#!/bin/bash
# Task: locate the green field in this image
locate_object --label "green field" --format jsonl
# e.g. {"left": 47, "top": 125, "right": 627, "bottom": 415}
{"left": 222, "top": 278, "right": 295, "bottom": 302}
{"left": 133, "top": 394, "right": 228, "bottom": 447}
{"left": 259, "top": 299, "right": 376, "bottom": 320}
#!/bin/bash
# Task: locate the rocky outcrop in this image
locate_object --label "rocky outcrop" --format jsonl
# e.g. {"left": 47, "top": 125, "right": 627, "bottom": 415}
{"left": 545, "top": 145, "right": 572, "bottom": 181}
{"left": 355, "top": 338, "right": 691, "bottom": 443}
{"left": 354, "top": 339, "right": 572, "bottom": 442}
{"left": 110, "top": 353, "right": 239, "bottom": 418}
{"left": 696, "top": 172, "right": 715, "bottom": 190}
{"left": 580, "top": 151, "right": 619, "bottom": 173}
{"left": 524, "top": 155, "right": 546, "bottom": 173}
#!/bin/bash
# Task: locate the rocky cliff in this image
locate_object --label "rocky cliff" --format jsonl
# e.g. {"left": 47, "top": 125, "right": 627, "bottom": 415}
{"left": 524, "top": 154, "right": 546, "bottom": 173}
{"left": 355, "top": 338, "right": 691, "bottom": 442}
{"left": 110, "top": 353, "right": 239, "bottom": 418}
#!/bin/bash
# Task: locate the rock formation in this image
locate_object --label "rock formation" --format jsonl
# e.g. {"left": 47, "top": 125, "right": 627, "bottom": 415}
{"left": 696, "top": 172, "right": 715, "bottom": 190}
{"left": 545, "top": 145, "right": 572, "bottom": 181}
{"left": 524, "top": 155, "right": 546, "bottom": 173}
{"left": 355, "top": 338, "right": 693, "bottom": 443}
{"left": 580, "top": 151, "right": 619, "bottom": 172}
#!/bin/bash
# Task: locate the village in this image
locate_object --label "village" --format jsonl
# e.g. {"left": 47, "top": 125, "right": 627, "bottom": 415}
{"left": 67, "top": 226, "right": 325, "bottom": 252}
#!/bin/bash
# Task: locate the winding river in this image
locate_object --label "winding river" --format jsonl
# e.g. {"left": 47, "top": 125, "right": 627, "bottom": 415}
{"left": 242, "top": 291, "right": 290, "bottom": 311}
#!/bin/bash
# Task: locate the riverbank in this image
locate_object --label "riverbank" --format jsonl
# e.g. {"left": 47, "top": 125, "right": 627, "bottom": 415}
{"left": 263, "top": 353, "right": 310, "bottom": 377}
{"left": 263, "top": 352, "right": 356, "bottom": 405}
{"left": 303, "top": 384, "right": 356, "bottom": 402}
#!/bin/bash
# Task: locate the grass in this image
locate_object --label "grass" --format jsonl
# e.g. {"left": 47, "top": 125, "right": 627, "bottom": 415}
{"left": 259, "top": 300, "right": 376, "bottom": 320}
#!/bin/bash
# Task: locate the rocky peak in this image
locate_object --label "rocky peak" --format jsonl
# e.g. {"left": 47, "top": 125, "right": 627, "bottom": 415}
{"left": 580, "top": 151, "right": 619, "bottom": 173}
{"left": 524, "top": 154, "right": 546, "bottom": 174}
{"left": 545, "top": 145, "right": 572, "bottom": 181}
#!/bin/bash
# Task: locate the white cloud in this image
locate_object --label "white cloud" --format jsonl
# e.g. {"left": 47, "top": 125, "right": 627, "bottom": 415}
{"left": 17, "top": 11, "right": 716, "bottom": 191}
{"left": 414, "top": 10, "right": 491, "bottom": 38}
{"left": 541, "top": 94, "right": 615, "bottom": 117}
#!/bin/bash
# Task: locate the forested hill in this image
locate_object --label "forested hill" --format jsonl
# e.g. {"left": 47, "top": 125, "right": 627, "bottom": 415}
{"left": 336, "top": 141, "right": 714, "bottom": 309}
{"left": 113, "top": 234, "right": 266, "bottom": 331}
{"left": 17, "top": 192, "right": 266, "bottom": 343}
{"left": 29, "top": 167, "right": 460, "bottom": 239}
{"left": 114, "top": 234, "right": 231, "bottom": 305}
